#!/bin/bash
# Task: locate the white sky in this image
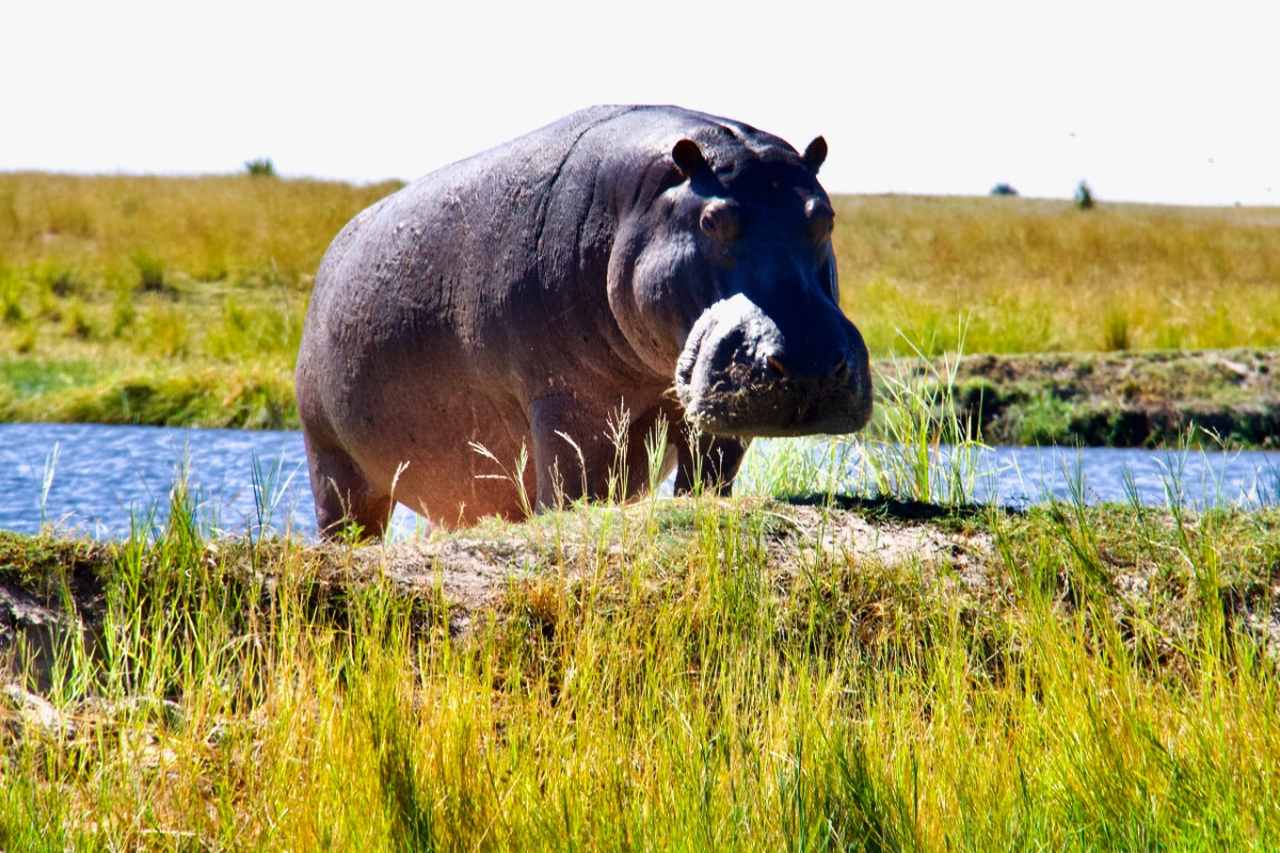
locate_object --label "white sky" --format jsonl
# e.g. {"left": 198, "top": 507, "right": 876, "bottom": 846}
{"left": 4, "top": 1, "right": 1277, "bottom": 205}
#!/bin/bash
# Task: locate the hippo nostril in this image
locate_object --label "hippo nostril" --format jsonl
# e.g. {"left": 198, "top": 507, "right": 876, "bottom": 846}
{"left": 766, "top": 356, "right": 790, "bottom": 378}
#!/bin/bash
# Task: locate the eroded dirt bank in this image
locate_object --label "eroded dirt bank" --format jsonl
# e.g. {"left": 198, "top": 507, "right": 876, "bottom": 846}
{"left": 915, "top": 348, "right": 1280, "bottom": 448}
{"left": 1, "top": 501, "right": 994, "bottom": 669}
{"left": 5, "top": 497, "right": 1278, "bottom": 711}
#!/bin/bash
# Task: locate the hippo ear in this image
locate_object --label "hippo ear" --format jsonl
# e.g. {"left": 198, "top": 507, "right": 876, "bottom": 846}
{"left": 672, "top": 139, "right": 711, "bottom": 180}
{"left": 802, "top": 136, "right": 828, "bottom": 173}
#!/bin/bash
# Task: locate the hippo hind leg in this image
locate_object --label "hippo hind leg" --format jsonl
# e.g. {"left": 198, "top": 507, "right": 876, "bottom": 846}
{"left": 302, "top": 433, "right": 392, "bottom": 540}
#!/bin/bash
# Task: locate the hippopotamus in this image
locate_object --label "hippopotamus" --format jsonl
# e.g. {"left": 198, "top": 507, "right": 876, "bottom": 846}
{"left": 296, "top": 105, "right": 872, "bottom": 537}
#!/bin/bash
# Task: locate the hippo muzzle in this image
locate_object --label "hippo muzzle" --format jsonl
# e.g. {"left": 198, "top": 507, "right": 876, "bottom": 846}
{"left": 674, "top": 293, "right": 873, "bottom": 437}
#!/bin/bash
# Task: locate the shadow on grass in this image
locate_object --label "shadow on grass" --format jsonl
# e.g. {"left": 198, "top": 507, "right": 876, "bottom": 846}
{"left": 778, "top": 492, "right": 1014, "bottom": 521}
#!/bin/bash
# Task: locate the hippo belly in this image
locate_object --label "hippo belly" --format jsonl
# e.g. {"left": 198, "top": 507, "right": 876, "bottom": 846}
{"left": 296, "top": 262, "right": 544, "bottom": 529}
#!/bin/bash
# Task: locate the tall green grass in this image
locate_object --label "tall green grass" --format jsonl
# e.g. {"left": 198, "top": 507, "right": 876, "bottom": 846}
{"left": 738, "top": 326, "right": 988, "bottom": 506}
{"left": 4, "top": 473, "right": 1279, "bottom": 848}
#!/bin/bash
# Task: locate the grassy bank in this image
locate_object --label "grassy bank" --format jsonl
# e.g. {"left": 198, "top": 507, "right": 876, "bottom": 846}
{"left": 0, "top": 359, "right": 295, "bottom": 430}
{"left": 0, "top": 173, "right": 396, "bottom": 429}
{"left": 3, "top": 486, "right": 1280, "bottom": 848}
{"left": 2, "top": 173, "right": 1279, "bottom": 440}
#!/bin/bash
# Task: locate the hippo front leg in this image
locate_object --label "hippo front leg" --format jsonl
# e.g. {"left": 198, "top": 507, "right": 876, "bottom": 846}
{"left": 529, "top": 395, "right": 623, "bottom": 510}
{"left": 529, "top": 395, "right": 678, "bottom": 510}
{"left": 673, "top": 431, "right": 748, "bottom": 496}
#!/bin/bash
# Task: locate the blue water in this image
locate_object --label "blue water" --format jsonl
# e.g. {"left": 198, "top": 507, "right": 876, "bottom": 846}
{"left": 1, "top": 423, "right": 1278, "bottom": 540}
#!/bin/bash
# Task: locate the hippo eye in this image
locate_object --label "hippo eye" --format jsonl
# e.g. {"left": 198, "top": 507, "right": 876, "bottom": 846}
{"left": 805, "top": 198, "right": 835, "bottom": 243}
{"left": 699, "top": 201, "right": 740, "bottom": 243}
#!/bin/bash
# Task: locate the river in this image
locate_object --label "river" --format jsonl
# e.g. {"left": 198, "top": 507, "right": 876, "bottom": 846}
{"left": 1, "top": 423, "right": 1277, "bottom": 540}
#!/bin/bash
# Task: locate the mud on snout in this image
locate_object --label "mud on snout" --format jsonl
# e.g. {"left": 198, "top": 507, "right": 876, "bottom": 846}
{"left": 674, "top": 294, "right": 873, "bottom": 438}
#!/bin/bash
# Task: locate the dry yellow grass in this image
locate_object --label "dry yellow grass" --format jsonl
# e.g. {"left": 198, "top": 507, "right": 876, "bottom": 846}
{"left": 0, "top": 171, "right": 400, "bottom": 286}
{"left": 835, "top": 195, "right": 1280, "bottom": 353}
{"left": 1, "top": 173, "right": 1277, "bottom": 387}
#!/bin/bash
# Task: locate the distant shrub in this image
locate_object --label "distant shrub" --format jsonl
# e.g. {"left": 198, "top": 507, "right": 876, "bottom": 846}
{"left": 14, "top": 326, "right": 35, "bottom": 354}
{"left": 245, "top": 158, "right": 276, "bottom": 178}
{"left": 207, "top": 298, "right": 301, "bottom": 360}
{"left": 37, "top": 288, "right": 62, "bottom": 322}
{"left": 135, "top": 305, "right": 190, "bottom": 358}
{"left": 1075, "top": 180, "right": 1095, "bottom": 210}
{"left": 1009, "top": 391, "right": 1074, "bottom": 445}
{"left": 44, "top": 198, "right": 94, "bottom": 237}
{"left": 198, "top": 257, "right": 229, "bottom": 282}
{"left": 990, "top": 183, "right": 1018, "bottom": 197}
{"left": 1153, "top": 322, "right": 1189, "bottom": 350}
{"left": 130, "top": 250, "right": 169, "bottom": 293}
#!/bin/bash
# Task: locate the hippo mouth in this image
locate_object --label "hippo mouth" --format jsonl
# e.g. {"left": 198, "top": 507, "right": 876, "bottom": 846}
{"left": 674, "top": 294, "right": 873, "bottom": 438}
{"left": 677, "top": 362, "right": 871, "bottom": 437}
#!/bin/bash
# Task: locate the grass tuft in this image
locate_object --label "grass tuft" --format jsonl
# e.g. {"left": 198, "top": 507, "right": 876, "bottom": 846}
{"left": 130, "top": 250, "right": 169, "bottom": 294}
{"left": 1103, "top": 305, "right": 1131, "bottom": 351}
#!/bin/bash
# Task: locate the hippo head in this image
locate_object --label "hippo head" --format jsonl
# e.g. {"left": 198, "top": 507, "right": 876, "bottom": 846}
{"left": 610, "top": 128, "right": 872, "bottom": 437}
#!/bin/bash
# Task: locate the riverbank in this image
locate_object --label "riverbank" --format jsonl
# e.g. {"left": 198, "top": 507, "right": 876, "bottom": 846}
{"left": 3, "top": 494, "right": 1279, "bottom": 847}
{"left": 3, "top": 348, "right": 1276, "bottom": 448}
{"left": 949, "top": 348, "right": 1280, "bottom": 448}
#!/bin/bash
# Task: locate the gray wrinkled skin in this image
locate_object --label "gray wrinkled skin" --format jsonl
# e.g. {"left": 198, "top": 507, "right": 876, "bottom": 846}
{"left": 296, "top": 105, "right": 872, "bottom": 537}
